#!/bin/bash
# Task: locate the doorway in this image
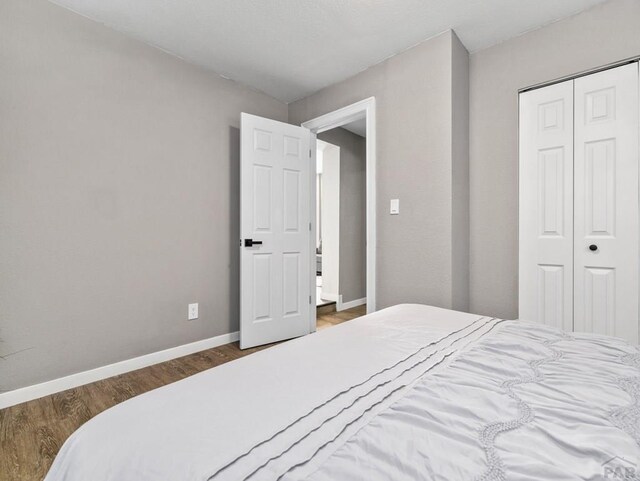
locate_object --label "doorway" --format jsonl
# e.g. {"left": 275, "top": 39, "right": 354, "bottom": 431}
{"left": 315, "top": 122, "right": 367, "bottom": 316}
{"left": 303, "top": 97, "right": 376, "bottom": 332}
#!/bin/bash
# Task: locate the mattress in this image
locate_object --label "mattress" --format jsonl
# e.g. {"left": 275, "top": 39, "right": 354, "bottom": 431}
{"left": 45, "top": 304, "right": 640, "bottom": 481}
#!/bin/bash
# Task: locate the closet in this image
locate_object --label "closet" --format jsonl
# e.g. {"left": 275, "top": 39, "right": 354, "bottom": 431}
{"left": 519, "top": 62, "right": 639, "bottom": 343}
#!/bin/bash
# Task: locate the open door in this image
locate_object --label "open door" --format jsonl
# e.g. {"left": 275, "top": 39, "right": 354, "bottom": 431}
{"left": 240, "top": 113, "right": 313, "bottom": 349}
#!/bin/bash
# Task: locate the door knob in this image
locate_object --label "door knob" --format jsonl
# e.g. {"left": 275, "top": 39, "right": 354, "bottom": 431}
{"left": 244, "top": 239, "right": 263, "bottom": 247}
{"left": 589, "top": 244, "right": 598, "bottom": 251}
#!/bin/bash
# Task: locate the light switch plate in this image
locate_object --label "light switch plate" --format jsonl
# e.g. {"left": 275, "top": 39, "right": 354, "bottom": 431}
{"left": 390, "top": 199, "right": 400, "bottom": 215}
{"left": 188, "top": 303, "right": 199, "bottom": 320}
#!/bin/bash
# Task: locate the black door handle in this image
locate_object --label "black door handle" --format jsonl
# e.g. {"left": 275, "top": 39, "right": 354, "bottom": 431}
{"left": 589, "top": 244, "right": 598, "bottom": 251}
{"left": 244, "top": 239, "right": 263, "bottom": 247}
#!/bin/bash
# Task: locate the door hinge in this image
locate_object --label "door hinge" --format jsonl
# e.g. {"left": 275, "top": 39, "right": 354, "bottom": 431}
{"left": 309, "top": 149, "right": 312, "bottom": 158}
{"left": 309, "top": 222, "right": 312, "bottom": 231}
{"left": 309, "top": 295, "right": 312, "bottom": 304}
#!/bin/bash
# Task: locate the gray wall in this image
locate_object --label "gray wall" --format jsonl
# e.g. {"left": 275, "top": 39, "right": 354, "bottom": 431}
{"left": 318, "top": 128, "right": 366, "bottom": 304}
{"left": 451, "top": 34, "right": 470, "bottom": 312}
{"left": 469, "top": 0, "right": 640, "bottom": 319}
{"left": 9, "top": 0, "right": 629, "bottom": 391}
{"left": 0, "top": 0, "right": 287, "bottom": 391}
{"left": 290, "top": 31, "right": 470, "bottom": 312}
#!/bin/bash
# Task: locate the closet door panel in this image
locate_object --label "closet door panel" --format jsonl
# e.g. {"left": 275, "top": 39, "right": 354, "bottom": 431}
{"left": 519, "top": 81, "right": 574, "bottom": 330}
{"left": 574, "top": 62, "right": 639, "bottom": 343}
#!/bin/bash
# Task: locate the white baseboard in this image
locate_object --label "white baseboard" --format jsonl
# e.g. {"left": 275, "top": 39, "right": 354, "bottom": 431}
{"left": 0, "top": 331, "right": 239, "bottom": 410}
{"left": 337, "top": 296, "right": 367, "bottom": 311}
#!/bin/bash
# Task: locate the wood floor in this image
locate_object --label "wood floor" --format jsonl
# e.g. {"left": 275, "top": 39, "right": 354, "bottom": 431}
{"left": 0, "top": 305, "right": 366, "bottom": 481}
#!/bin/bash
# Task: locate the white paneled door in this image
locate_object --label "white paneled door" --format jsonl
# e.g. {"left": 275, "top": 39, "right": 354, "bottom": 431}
{"left": 519, "top": 62, "right": 640, "bottom": 343}
{"left": 573, "top": 64, "right": 639, "bottom": 342}
{"left": 519, "top": 80, "right": 574, "bottom": 331}
{"left": 240, "top": 113, "right": 313, "bottom": 349}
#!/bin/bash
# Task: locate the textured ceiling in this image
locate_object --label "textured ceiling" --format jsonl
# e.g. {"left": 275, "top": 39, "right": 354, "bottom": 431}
{"left": 50, "top": 0, "right": 606, "bottom": 102}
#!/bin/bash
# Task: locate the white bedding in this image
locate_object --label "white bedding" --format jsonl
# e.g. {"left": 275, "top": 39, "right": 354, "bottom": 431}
{"left": 45, "top": 304, "right": 640, "bottom": 481}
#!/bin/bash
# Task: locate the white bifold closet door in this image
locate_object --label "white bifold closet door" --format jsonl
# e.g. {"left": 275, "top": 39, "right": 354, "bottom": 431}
{"left": 573, "top": 64, "right": 639, "bottom": 342}
{"left": 519, "top": 62, "right": 639, "bottom": 343}
{"left": 519, "top": 80, "right": 575, "bottom": 332}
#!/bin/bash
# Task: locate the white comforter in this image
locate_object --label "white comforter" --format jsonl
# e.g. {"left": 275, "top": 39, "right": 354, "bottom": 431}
{"left": 45, "top": 305, "right": 640, "bottom": 481}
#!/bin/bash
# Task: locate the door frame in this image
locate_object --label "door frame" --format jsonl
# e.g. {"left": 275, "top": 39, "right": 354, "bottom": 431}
{"left": 302, "top": 97, "right": 377, "bottom": 332}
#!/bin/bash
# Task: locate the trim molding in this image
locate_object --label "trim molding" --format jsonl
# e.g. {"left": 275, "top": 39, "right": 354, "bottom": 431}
{"left": 338, "top": 296, "right": 367, "bottom": 311}
{"left": 0, "top": 331, "right": 239, "bottom": 410}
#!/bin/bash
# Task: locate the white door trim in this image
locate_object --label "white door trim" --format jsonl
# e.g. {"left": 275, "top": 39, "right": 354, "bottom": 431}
{"left": 302, "top": 97, "right": 377, "bottom": 333}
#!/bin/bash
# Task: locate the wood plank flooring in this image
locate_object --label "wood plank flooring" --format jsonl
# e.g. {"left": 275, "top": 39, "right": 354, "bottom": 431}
{"left": 0, "top": 305, "right": 366, "bottom": 481}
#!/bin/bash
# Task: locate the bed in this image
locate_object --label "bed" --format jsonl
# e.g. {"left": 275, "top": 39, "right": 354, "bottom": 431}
{"left": 45, "top": 304, "right": 640, "bottom": 480}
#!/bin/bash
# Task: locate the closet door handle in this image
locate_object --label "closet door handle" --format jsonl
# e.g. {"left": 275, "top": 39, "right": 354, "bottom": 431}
{"left": 589, "top": 244, "right": 598, "bottom": 252}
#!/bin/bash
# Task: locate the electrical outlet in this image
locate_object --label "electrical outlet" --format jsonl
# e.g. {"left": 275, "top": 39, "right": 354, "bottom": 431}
{"left": 188, "top": 303, "right": 199, "bottom": 320}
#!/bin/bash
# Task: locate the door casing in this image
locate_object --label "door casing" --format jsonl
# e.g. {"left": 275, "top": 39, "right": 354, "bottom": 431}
{"left": 302, "top": 97, "right": 377, "bottom": 333}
